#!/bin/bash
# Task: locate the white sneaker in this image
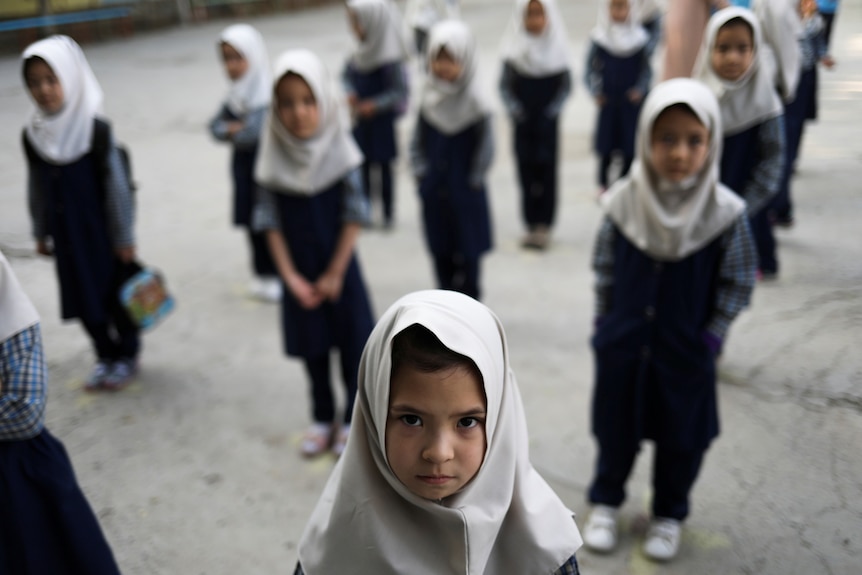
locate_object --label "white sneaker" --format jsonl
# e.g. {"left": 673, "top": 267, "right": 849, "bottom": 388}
{"left": 643, "top": 517, "right": 681, "bottom": 561}
{"left": 583, "top": 505, "right": 619, "bottom": 553}
{"left": 248, "top": 278, "right": 265, "bottom": 299}
{"left": 258, "top": 278, "right": 282, "bottom": 303}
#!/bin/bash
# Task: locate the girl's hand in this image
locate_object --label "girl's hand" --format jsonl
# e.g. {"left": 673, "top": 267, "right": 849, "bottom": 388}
{"left": 595, "top": 94, "right": 606, "bottom": 107}
{"left": 627, "top": 88, "right": 644, "bottom": 104}
{"left": 347, "top": 93, "right": 359, "bottom": 109}
{"left": 115, "top": 246, "right": 136, "bottom": 264}
{"left": 314, "top": 268, "right": 345, "bottom": 302}
{"left": 226, "top": 121, "right": 244, "bottom": 137}
{"left": 357, "top": 100, "right": 376, "bottom": 118}
{"left": 36, "top": 239, "right": 52, "bottom": 256}
{"left": 822, "top": 55, "right": 836, "bottom": 69}
{"left": 286, "top": 273, "right": 324, "bottom": 310}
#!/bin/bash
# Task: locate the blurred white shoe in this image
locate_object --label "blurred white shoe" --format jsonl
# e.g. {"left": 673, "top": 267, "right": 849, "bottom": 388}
{"left": 583, "top": 505, "right": 618, "bottom": 553}
{"left": 643, "top": 517, "right": 681, "bottom": 561}
{"left": 259, "top": 278, "right": 282, "bottom": 302}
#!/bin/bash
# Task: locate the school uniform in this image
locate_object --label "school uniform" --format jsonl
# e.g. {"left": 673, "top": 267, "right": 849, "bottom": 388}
{"left": 296, "top": 290, "right": 583, "bottom": 574}
{"left": 22, "top": 36, "right": 139, "bottom": 363}
{"left": 254, "top": 49, "right": 374, "bottom": 425}
{"left": 697, "top": 8, "right": 787, "bottom": 275}
{"left": 590, "top": 79, "right": 756, "bottom": 522}
{"left": 209, "top": 24, "right": 277, "bottom": 279}
{"left": 343, "top": 0, "right": 410, "bottom": 226}
{"left": 499, "top": 0, "right": 572, "bottom": 236}
{"left": 586, "top": 1, "right": 652, "bottom": 188}
{"left": 817, "top": 0, "right": 839, "bottom": 48}
{"left": 0, "top": 251, "right": 121, "bottom": 575}
{"left": 771, "top": 14, "right": 830, "bottom": 223}
{"left": 411, "top": 21, "right": 494, "bottom": 300}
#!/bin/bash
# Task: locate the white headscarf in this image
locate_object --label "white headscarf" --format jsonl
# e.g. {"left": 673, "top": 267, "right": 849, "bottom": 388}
{"left": 0, "top": 250, "right": 40, "bottom": 344}
{"left": 501, "top": 0, "right": 571, "bottom": 78}
{"left": 634, "top": 0, "right": 665, "bottom": 23}
{"left": 407, "top": 0, "right": 461, "bottom": 32}
{"left": 298, "top": 290, "right": 583, "bottom": 575}
{"left": 219, "top": 24, "right": 271, "bottom": 116}
{"left": 590, "top": 0, "right": 650, "bottom": 57}
{"left": 254, "top": 50, "right": 363, "bottom": 196}
{"left": 694, "top": 7, "right": 783, "bottom": 135}
{"left": 348, "top": 0, "right": 410, "bottom": 72}
{"left": 420, "top": 20, "right": 490, "bottom": 135}
{"left": 600, "top": 78, "right": 746, "bottom": 261}
{"left": 751, "top": 0, "right": 802, "bottom": 101}
{"left": 22, "top": 35, "right": 104, "bottom": 164}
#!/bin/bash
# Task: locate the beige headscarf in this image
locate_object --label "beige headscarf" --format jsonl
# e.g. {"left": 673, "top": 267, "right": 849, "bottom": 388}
{"left": 694, "top": 7, "right": 783, "bottom": 136}
{"left": 254, "top": 49, "right": 363, "bottom": 195}
{"left": 219, "top": 24, "right": 271, "bottom": 116}
{"left": 420, "top": 20, "right": 490, "bottom": 135}
{"left": 751, "top": 0, "right": 802, "bottom": 101}
{"left": 590, "top": 0, "right": 650, "bottom": 57}
{"left": 22, "top": 35, "right": 104, "bottom": 164}
{"left": 298, "top": 290, "right": 583, "bottom": 574}
{"left": 501, "top": 0, "right": 571, "bottom": 78}
{"left": 348, "top": 0, "right": 410, "bottom": 72}
{"left": 600, "top": 78, "right": 746, "bottom": 261}
{"left": 0, "top": 250, "right": 40, "bottom": 344}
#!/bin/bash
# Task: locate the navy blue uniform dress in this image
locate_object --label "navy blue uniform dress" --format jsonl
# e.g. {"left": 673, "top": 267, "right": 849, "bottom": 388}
{"left": 590, "top": 229, "right": 722, "bottom": 520}
{"left": 721, "top": 126, "right": 778, "bottom": 274}
{"left": 25, "top": 132, "right": 139, "bottom": 360}
{"left": 589, "top": 45, "right": 646, "bottom": 186}
{"left": 510, "top": 70, "right": 566, "bottom": 229}
{"left": 0, "top": 430, "right": 122, "bottom": 575}
{"left": 272, "top": 182, "right": 374, "bottom": 422}
{"left": 416, "top": 116, "right": 492, "bottom": 300}
{"left": 346, "top": 62, "right": 400, "bottom": 224}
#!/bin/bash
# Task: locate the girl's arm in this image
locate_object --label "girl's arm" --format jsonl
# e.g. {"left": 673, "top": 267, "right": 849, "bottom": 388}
{"left": 229, "top": 107, "right": 266, "bottom": 147}
{"left": 468, "top": 116, "right": 494, "bottom": 189}
{"left": 662, "top": 0, "right": 711, "bottom": 79}
{"left": 584, "top": 42, "right": 604, "bottom": 101}
{"left": 208, "top": 104, "right": 233, "bottom": 142}
{"left": 26, "top": 164, "right": 51, "bottom": 255}
{"left": 743, "top": 116, "right": 786, "bottom": 216}
{"left": 632, "top": 51, "right": 654, "bottom": 100}
{"left": 592, "top": 216, "right": 616, "bottom": 320}
{"left": 254, "top": 187, "right": 323, "bottom": 309}
{"left": 705, "top": 216, "right": 757, "bottom": 351}
{"left": 363, "top": 62, "right": 408, "bottom": 116}
{"left": 102, "top": 130, "right": 136, "bottom": 262}
{"left": 545, "top": 69, "right": 572, "bottom": 119}
{"left": 409, "top": 116, "right": 428, "bottom": 179}
{"left": 499, "top": 62, "right": 525, "bottom": 121}
{"left": 0, "top": 324, "right": 47, "bottom": 442}
{"left": 315, "top": 169, "right": 369, "bottom": 301}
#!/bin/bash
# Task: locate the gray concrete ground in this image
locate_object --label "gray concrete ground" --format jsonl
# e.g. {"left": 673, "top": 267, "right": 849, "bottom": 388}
{"left": 1, "top": 1, "right": 861, "bottom": 573}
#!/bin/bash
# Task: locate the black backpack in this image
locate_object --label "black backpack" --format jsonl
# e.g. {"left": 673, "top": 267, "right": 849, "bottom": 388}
{"left": 22, "top": 118, "right": 136, "bottom": 193}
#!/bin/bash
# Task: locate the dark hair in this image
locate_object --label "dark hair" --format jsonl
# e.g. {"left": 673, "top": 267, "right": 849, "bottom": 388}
{"left": 391, "top": 324, "right": 480, "bottom": 378}
{"left": 656, "top": 103, "right": 702, "bottom": 124}
{"left": 718, "top": 17, "right": 754, "bottom": 42}
{"left": 22, "top": 55, "right": 48, "bottom": 78}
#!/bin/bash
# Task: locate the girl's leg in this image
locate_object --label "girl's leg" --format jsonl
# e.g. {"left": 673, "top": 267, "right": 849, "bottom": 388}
{"left": 361, "top": 161, "right": 373, "bottom": 202}
{"left": 620, "top": 155, "right": 635, "bottom": 179}
{"left": 337, "top": 345, "right": 363, "bottom": 426}
{"left": 750, "top": 211, "right": 778, "bottom": 276}
{"left": 432, "top": 254, "right": 456, "bottom": 291}
{"left": 538, "top": 160, "right": 558, "bottom": 227}
{"left": 379, "top": 161, "right": 394, "bottom": 226}
{"left": 81, "top": 320, "right": 117, "bottom": 362}
{"left": 516, "top": 151, "right": 535, "bottom": 230}
{"left": 458, "top": 256, "right": 481, "bottom": 301}
{"left": 303, "top": 355, "right": 335, "bottom": 423}
{"left": 249, "top": 230, "right": 278, "bottom": 278}
{"left": 651, "top": 445, "right": 706, "bottom": 521}
{"left": 598, "top": 155, "right": 613, "bottom": 189}
{"left": 588, "top": 440, "right": 639, "bottom": 508}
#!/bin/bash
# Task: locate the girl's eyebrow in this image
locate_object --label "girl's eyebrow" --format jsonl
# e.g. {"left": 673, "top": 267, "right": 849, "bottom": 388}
{"left": 389, "top": 403, "right": 487, "bottom": 418}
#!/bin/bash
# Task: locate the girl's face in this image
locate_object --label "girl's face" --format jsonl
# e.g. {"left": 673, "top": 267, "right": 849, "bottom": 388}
{"left": 650, "top": 105, "right": 710, "bottom": 183}
{"left": 386, "top": 363, "right": 487, "bottom": 501}
{"left": 430, "top": 48, "right": 463, "bottom": 83}
{"left": 524, "top": 0, "right": 547, "bottom": 36}
{"left": 711, "top": 22, "right": 754, "bottom": 81}
{"left": 799, "top": 0, "right": 817, "bottom": 17}
{"left": 25, "top": 58, "right": 63, "bottom": 115}
{"left": 275, "top": 73, "right": 320, "bottom": 139}
{"left": 221, "top": 43, "right": 248, "bottom": 81}
{"left": 348, "top": 10, "right": 366, "bottom": 42}
{"left": 609, "top": 0, "right": 630, "bottom": 23}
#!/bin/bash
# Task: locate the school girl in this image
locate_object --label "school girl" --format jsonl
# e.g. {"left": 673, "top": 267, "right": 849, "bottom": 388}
{"left": 583, "top": 78, "right": 756, "bottom": 561}
{"left": 0, "top": 250, "right": 122, "bottom": 575}
{"left": 22, "top": 35, "right": 139, "bottom": 390}
{"left": 253, "top": 49, "right": 375, "bottom": 457}
{"left": 343, "top": 0, "right": 410, "bottom": 228}
{"left": 499, "top": 0, "right": 572, "bottom": 250}
{"left": 695, "top": 8, "right": 786, "bottom": 278}
{"left": 770, "top": 0, "right": 835, "bottom": 227}
{"left": 294, "top": 290, "right": 583, "bottom": 574}
{"left": 209, "top": 23, "right": 280, "bottom": 302}
{"left": 410, "top": 20, "right": 494, "bottom": 300}
{"left": 585, "top": 0, "right": 653, "bottom": 193}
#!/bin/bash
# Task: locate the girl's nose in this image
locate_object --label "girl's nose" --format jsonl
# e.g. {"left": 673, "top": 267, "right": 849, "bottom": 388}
{"left": 422, "top": 432, "right": 454, "bottom": 463}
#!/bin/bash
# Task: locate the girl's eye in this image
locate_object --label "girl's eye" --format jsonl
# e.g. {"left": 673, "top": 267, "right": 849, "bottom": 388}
{"left": 689, "top": 137, "right": 704, "bottom": 147}
{"left": 400, "top": 415, "right": 422, "bottom": 427}
{"left": 458, "top": 417, "right": 480, "bottom": 429}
